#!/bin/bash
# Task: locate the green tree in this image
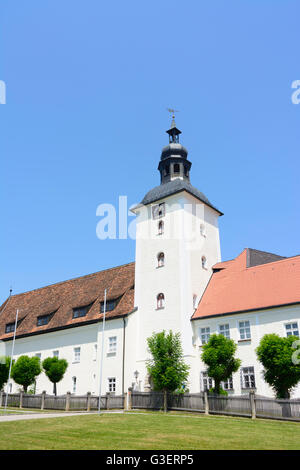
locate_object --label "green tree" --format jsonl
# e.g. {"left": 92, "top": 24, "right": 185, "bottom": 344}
{"left": 146, "top": 330, "right": 189, "bottom": 394}
{"left": 11, "top": 355, "right": 41, "bottom": 393}
{"left": 0, "top": 357, "right": 11, "bottom": 391}
{"left": 256, "top": 333, "right": 300, "bottom": 399}
{"left": 42, "top": 357, "right": 68, "bottom": 396}
{"left": 201, "top": 334, "right": 241, "bottom": 395}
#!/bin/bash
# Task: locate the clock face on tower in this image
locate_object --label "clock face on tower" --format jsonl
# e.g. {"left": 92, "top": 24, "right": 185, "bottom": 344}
{"left": 152, "top": 203, "right": 165, "bottom": 220}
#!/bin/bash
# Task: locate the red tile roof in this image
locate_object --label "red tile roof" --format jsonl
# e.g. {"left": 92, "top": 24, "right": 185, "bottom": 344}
{"left": 192, "top": 249, "right": 300, "bottom": 320}
{"left": 0, "top": 262, "right": 135, "bottom": 340}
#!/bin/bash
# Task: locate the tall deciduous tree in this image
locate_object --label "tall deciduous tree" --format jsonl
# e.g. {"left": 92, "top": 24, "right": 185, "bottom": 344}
{"left": 146, "top": 330, "right": 189, "bottom": 394}
{"left": 11, "top": 355, "right": 41, "bottom": 393}
{"left": 201, "top": 334, "right": 241, "bottom": 395}
{"left": 0, "top": 357, "right": 11, "bottom": 391}
{"left": 256, "top": 333, "right": 300, "bottom": 399}
{"left": 42, "top": 357, "right": 68, "bottom": 396}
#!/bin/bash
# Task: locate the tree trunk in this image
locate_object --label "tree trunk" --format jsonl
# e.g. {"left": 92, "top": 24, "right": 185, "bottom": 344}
{"left": 53, "top": 382, "right": 57, "bottom": 396}
{"left": 163, "top": 390, "right": 167, "bottom": 413}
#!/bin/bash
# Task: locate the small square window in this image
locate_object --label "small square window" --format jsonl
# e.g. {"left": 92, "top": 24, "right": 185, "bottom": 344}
{"left": 285, "top": 322, "right": 299, "bottom": 337}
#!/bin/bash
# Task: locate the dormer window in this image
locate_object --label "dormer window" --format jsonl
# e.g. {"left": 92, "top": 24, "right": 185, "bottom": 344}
{"left": 100, "top": 298, "right": 119, "bottom": 313}
{"left": 5, "top": 322, "right": 16, "bottom": 333}
{"left": 158, "top": 221, "right": 164, "bottom": 235}
{"left": 37, "top": 312, "right": 54, "bottom": 326}
{"left": 157, "top": 252, "right": 165, "bottom": 267}
{"left": 73, "top": 304, "right": 92, "bottom": 319}
{"left": 156, "top": 293, "right": 165, "bottom": 310}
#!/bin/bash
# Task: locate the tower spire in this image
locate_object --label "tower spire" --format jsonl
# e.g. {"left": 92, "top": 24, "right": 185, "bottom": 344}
{"left": 166, "top": 108, "right": 181, "bottom": 143}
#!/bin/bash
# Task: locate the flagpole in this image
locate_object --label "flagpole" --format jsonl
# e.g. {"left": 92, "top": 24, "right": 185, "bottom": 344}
{"left": 3, "top": 309, "right": 18, "bottom": 414}
{"left": 98, "top": 289, "right": 107, "bottom": 414}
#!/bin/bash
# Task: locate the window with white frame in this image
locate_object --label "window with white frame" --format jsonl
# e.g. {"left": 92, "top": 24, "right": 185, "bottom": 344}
{"left": 219, "top": 323, "right": 230, "bottom": 339}
{"left": 158, "top": 220, "right": 164, "bottom": 235}
{"left": 239, "top": 320, "right": 251, "bottom": 340}
{"left": 201, "top": 256, "right": 207, "bottom": 269}
{"left": 200, "top": 224, "right": 206, "bottom": 237}
{"left": 200, "top": 327, "right": 210, "bottom": 345}
{"left": 108, "top": 336, "right": 117, "bottom": 354}
{"left": 201, "top": 371, "right": 214, "bottom": 392}
{"left": 152, "top": 202, "right": 165, "bottom": 219}
{"left": 241, "top": 367, "right": 256, "bottom": 389}
{"left": 53, "top": 350, "right": 59, "bottom": 358}
{"left": 72, "top": 376, "right": 77, "bottom": 394}
{"left": 108, "top": 377, "right": 116, "bottom": 393}
{"left": 74, "top": 347, "right": 81, "bottom": 363}
{"left": 157, "top": 252, "right": 165, "bottom": 267}
{"left": 223, "top": 376, "right": 233, "bottom": 391}
{"left": 285, "top": 322, "right": 299, "bottom": 338}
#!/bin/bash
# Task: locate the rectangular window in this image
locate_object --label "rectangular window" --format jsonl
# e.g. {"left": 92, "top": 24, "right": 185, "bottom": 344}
{"left": 239, "top": 320, "right": 251, "bottom": 340}
{"left": 219, "top": 323, "right": 230, "bottom": 339}
{"left": 72, "top": 377, "right": 77, "bottom": 394}
{"left": 285, "top": 322, "right": 299, "bottom": 338}
{"left": 37, "top": 314, "right": 53, "bottom": 326}
{"left": 200, "top": 327, "right": 210, "bottom": 345}
{"left": 108, "top": 377, "right": 116, "bottom": 393}
{"left": 108, "top": 336, "right": 117, "bottom": 354}
{"left": 5, "top": 322, "right": 16, "bottom": 333}
{"left": 74, "top": 347, "right": 81, "bottom": 363}
{"left": 201, "top": 372, "right": 214, "bottom": 392}
{"left": 223, "top": 377, "right": 233, "bottom": 391}
{"left": 100, "top": 299, "right": 119, "bottom": 313}
{"left": 73, "top": 305, "right": 91, "bottom": 319}
{"left": 241, "top": 367, "right": 256, "bottom": 389}
{"left": 53, "top": 350, "right": 59, "bottom": 358}
{"left": 93, "top": 344, "right": 97, "bottom": 361}
{"left": 35, "top": 353, "right": 41, "bottom": 360}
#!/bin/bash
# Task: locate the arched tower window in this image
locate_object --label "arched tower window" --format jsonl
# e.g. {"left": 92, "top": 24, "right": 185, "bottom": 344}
{"left": 173, "top": 163, "right": 180, "bottom": 174}
{"left": 157, "top": 293, "right": 165, "bottom": 309}
{"left": 158, "top": 220, "right": 164, "bottom": 235}
{"left": 201, "top": 256, "right": 207, "bottom": 269}
{"left": 200, "top": 224, "right": 205, "bottom": 236}
{"left": 157, "top": 252, "right": 165, "bottom": 267}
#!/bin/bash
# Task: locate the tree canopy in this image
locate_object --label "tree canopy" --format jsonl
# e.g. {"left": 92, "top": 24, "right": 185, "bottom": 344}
{"left": 201, "top": 334, "right": 241, "bottom": 395}
{"left": 42, "top": 357, "right": 68, "bottom": 395}
{"left": 11, "top": 355, "right": 41, "bottom": 393}
{"left": 0, "top": 357, "right": 11, "bottom": 391}
{"left": 146, "top": 330, "right": 189, "bottom": 393}
{"left": 256, "top": 333, "right": 300, "bottom": 398}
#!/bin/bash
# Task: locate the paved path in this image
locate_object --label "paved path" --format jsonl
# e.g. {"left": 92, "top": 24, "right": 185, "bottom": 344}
{"left": 0, "top": 410, "right": 124, "bottom": 423}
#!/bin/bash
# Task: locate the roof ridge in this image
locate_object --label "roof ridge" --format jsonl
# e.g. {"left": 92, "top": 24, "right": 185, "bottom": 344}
{"left": 9, "top": 261, "right": 135, "bottom": 299}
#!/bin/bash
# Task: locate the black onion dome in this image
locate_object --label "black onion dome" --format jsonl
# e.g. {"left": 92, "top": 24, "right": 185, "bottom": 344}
{"left": 160, "top": 142, "right": 188, "bottom": 161}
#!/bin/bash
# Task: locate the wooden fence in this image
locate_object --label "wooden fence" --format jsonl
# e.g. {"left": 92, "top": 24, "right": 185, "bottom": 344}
{"left": 130, "top": 390, "right": 300, "bottom": 422}
{"left": 0, "top": 391, "right": 125, "bottom": 412}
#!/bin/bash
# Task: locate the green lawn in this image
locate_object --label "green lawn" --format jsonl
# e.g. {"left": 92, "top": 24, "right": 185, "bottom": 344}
{"left": 0, "top": 411, "right": 299, "bottom": 450}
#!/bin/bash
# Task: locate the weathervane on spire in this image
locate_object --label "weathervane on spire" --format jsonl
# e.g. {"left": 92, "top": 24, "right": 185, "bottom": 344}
{"left": 166, "top": 108, "right": 181, "bottom": 142}
{"left": 166, "top": 107, "right": 179, "bottom": 128}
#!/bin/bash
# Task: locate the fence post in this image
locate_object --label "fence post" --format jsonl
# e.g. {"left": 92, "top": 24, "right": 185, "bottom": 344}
{"left": 250, "top": 391, "right": 256, "bottom": 419}
{"left": 128, "top": 387, "right": 133, "bottom": 410}
{"left": 19, "top": 390, "right": 23, "bottom": 409}
{"left": 163, "top": 390, "right": 167, "bottom": 413}
{"left": 41, "top": 391, "right": 46, "bottom": 410}
{"left": 87, "top": 392, "right": 91, "bottom": 412}
{"left": 123, "top": 392, "right": 127, "bottom": 411}
{"left": 65, "top": 391, "right": 71, "bottom": 412}
{"left": 106, "top": 392, "right": 110, "bottom": 410}
{"left": 204, "top": 391, "right": 209, "bottom": 415}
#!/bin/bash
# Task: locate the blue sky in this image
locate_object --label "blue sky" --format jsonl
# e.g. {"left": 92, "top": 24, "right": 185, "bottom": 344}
{"left": 0, "top": 0, "right": 299, "bottom": 304}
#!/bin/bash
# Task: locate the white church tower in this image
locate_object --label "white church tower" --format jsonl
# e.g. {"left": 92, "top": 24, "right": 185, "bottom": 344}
{"left": 131, "top": 115, "right": 223, "bottom": 392}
